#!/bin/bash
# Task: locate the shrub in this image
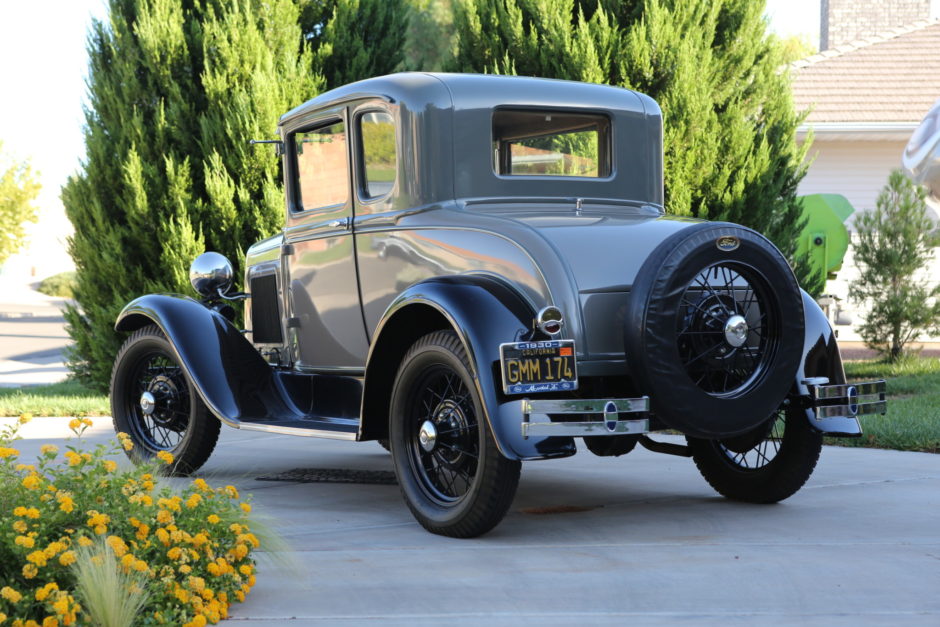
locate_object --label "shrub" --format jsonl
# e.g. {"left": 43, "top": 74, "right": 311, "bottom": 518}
{"left": 0, "top": 416, "right": 259, "bottom": 626}
{"left": 850, "top": 169, "right": 940, "bottom": 361}
{"left": 36, "top": 272, "right": 77, "bottom": 299}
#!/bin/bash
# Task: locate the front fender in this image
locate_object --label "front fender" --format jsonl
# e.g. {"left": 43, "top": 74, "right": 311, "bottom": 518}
{"left": 362, "top": 276, "right": 577, "bottom": 461}
{"left": 795, "top": 289, "right": 862, "bottom": 436}
{"left": 116, "top": 294, "right": 295, "bottom": 427}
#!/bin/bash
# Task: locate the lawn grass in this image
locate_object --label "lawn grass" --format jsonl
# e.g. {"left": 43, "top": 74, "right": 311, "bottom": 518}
{"left": 833, "top": 357, "right": 940, "bottom": 453}
{"left": 0, "top": 380, "right": 110, "bottom": 417}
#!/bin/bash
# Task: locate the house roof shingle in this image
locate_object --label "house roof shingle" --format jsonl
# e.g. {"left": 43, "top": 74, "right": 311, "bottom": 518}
{"left": 792, "top": 20, "right": 940, "bottom": 124}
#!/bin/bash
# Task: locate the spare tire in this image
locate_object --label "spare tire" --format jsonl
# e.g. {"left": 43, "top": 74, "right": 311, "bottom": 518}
{"left": 624, "top": 222, "right": 804, "bottom": 439}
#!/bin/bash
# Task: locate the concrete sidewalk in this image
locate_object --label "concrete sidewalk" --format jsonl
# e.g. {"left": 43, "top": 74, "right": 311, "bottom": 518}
{"left": 5, "top": 417, "right": 940, "bottom": 625}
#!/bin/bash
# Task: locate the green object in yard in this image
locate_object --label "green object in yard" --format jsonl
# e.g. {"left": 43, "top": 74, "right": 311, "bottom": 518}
{"left": 796, "top": 194, "right": 855, "bottom": 283}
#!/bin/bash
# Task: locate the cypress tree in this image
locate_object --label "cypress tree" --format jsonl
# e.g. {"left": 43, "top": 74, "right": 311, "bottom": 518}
{"left": 301, "top": 0, "right": 410, "bottom": 90}
{"left": 63, "top": 0, "right": 322, "bottom": 390}
{"left": 450, "top": 0, "right": 818, "bottom": 293}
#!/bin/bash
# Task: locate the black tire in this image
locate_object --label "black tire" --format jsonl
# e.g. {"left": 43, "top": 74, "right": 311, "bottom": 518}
{"left": 389, "top": 330, "right": 521, "bottom": 538}
{"left": 377, "top": 439, "right": 391, "bottom": 452}
{"left": 110, "top": 324, "right": 220, "bottom": 475}
{"left": 624, "top": 223, "right": 805, "bottom": 439}
{"left": 688, "top": 408, "right": 822, "bottom": 503}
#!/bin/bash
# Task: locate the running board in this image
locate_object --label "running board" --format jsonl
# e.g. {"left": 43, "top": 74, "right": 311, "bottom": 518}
{"left": 237, "top": 417, "right": 358, "bottom": 440}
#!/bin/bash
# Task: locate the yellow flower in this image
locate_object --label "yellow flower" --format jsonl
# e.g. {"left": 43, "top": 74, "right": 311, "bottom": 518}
{"left": 43, "top": 542, "right": 65, "bottom": 558}
{"left": 102, "top": 460, "right": 117, "bottom": 473}
{"left": 239, "top": 564, "right": 253, "bottom": 576}
{"left": 106, "top": 535, "right": 128, "bottom": 558}
{"left": 240, "top": 502, "right": 252, "bottom": 513}
{"left": 156, "top": 450, "right": 174, "bottom": 465}
{"left": 43, "top": 616, "right": 59, "bottom": 627}
{"left": 15, "top": 463, "right": 35, "bottom": 471}
{"left": 187, "top": 576, "right": 206, "bottom": 592}
{"left": 233, "top": 544, "right": 248, "bottom": 560}
{"left": 207, "top": 562, "right": 220, "bottom": 576}
{"left": 1, "top": 586, "right": 23, "bottom": 603}
{"left": 35, "top": 583, "right": 58, "bottom": 602}
{"left": 77, "top": 536, "right": 93, "bottom": 547}
{"left": 156, "top": 510, "right": 173, "bottom": 525}
{"left": 0, "top": 446, "right": 19, "bottom": 458}
{"left": 179, "top": 564, "right": 192, "bottom": 574}
{"left": 13, "top": 520, "right": 28, "bottom": 533}
{"left": 167, "top": 547, "right": 182, "bottom": 560}
{"left": 26, "top": 550, "right": 48, "bottom": 567}
{"left": 15, "top": 535, "right": 35, "bottom": 548}
{"left": 21, "top": 474, "right": 41, "bottom": 490}
{"left": 86, "top": 511, "right": 110, "bottom": 528}
{"left": 51, "top": 596, "right": 69, "bottom": 615}
{"left": 22, "top": 563, "right": 38, "bottom": 579}
{"left": 120, "top": 554, "right": 135, "bottom": 569}
{"left": 224, "top": 485, "right": 240, "bottom": 499}
{"left": 40, "top": 444, "right": 58, "bottom": 455}
{"left": 134, "top": 559, "right": 148, "bottom": 572}
{"left": 58, "top": 494, "right": 74, "bottom": 514}
{"left": 64, "top": 451, "right": 81, "bottom": 467}
{"left": 68, "top": 418, "right": 81, "bottom": 430}
{"left": 192, "top": 478, "right": 210, "bottom": 492}
{"left": 19, "top": 412, "right": 32, "bottom": 424}
{"left": 207, "top": 514, "right": 220, "bottom": 524}
{"left": 135, "top": 524, "right": 150, "bottom": 541}
{"left": 24, "top": 507, "right": 40, "bottom": 519}
{"left": 182, "top": 614, "right": 206, "bottom": 627}
{"left": 81, "top": 453, "right": 92, "bottom": 463}
{"left": 122, "top": 440, "right": 134, "bottom": 452}
{"left": 190, "top": 533, "right": 208, "bottom": 547}
{"left": 186, "top": 493, "right": 202, "bottom": 509}
{"left": 174, "top": 587, "right": 190, "bottom": 603}
{"left": 155, "top": 528, "right": 170, "bottom": 546}
{"left": 58, "top": 551, "right": 76, "bottom": 566}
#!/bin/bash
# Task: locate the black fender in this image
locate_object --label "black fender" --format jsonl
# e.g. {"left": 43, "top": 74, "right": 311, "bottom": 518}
{"left": 795, "top": 289, "right": 861, "bottom": 436}
{"left": 115, "top": 294, "right": 298, "bottom": 427}
{"left": 361, "top": 276, "right": 577, "bottom": 461}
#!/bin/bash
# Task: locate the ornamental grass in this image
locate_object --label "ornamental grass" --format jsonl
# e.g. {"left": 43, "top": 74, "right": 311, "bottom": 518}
{"left": 0, "top": 416, "right": 259, "bottom": 626}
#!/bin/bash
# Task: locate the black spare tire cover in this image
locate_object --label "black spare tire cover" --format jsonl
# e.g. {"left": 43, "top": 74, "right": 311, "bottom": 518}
{"left": 623, "top": 222, "right": 804, "bottom": 439}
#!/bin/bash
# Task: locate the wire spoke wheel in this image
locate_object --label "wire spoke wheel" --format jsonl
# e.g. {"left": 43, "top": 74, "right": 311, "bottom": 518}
{"left": 111, "top": 324, "right": 220, "bottom": 475}
{"left": 126, "top": 351, "right": 191, "bottom": 452}
{"left": 408, "top": 367, "right": 480, "bottom": 503}
{"left": 688, "top": 408, "right": 823, "bottom": 504}
{"left": 676, "top": 262, "right": 778, "bottom": 397}
{"left": 390, "top": 330, "right": 520, "bottom": 538}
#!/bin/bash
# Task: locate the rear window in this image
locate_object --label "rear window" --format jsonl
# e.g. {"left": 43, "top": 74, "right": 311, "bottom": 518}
{"left": 493, "top": 110, "right": 611, "bottom": 178}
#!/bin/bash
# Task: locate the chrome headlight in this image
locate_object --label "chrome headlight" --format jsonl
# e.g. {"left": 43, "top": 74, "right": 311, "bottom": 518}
{"left": 189, "top": 252, "right": 234, "bottom": 297}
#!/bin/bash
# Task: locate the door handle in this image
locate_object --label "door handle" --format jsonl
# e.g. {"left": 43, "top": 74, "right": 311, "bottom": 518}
{"left": 328, "top": 218, "right": 350, "bottom": 230}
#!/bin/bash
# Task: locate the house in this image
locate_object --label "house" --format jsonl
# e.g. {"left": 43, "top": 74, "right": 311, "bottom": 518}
{"left": 792, "top": 0, "right": 940, "bottom": 343}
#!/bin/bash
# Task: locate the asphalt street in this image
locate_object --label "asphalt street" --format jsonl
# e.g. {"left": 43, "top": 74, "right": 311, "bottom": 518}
{"left": 5, "top": 416, "right": 940, "bottom": 626}
{"left": 0, "top": 282, "right": 71, "bottom": 387}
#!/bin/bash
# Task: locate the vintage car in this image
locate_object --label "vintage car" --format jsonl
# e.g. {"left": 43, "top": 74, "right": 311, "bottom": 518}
{"left": 110, "top": 73, "right": 887, "bottom": 538}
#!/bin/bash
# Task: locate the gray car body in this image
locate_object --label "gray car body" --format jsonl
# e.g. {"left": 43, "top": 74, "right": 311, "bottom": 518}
{"left": 246, "top": 72, "right": 682, "bottom": 376}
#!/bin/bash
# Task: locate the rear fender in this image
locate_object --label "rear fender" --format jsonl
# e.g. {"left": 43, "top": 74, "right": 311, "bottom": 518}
{"left": 115, "top": 294, "right": 295, "bottom": 426}
{"left": 795, "top": 290, "right": 862, "bottom": 436}
{"left": 361, "top": 276, "right": 577, "bottom": 461}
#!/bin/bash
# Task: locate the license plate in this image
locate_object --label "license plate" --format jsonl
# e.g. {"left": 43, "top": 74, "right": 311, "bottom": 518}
{"left": 499, "top": 340, "right": 578, "bottom": 395}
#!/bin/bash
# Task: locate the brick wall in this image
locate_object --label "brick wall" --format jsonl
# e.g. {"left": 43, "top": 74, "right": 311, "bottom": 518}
{"left": 821, "top": 0, "right": 931, "bottom": 49}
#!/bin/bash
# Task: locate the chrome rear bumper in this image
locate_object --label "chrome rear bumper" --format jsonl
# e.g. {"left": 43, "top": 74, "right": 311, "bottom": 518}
{"left": 806, "top": 379, "right": 887, "bottom": 419}
{"left": 521, "top": 397, "right": 649, "bottom": 438}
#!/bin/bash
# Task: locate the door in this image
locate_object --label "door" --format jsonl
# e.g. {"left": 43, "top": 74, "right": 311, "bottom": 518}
{"left": 283, "top": 114, "right": 369, "bottom": 371}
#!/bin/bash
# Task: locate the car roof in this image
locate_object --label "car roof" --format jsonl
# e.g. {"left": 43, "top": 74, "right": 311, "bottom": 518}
{"left": 279, "top": 72, "right": 654, "bottom": 126}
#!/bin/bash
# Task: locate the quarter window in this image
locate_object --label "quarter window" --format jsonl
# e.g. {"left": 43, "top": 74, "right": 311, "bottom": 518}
{"left": 493, "top": 110, "right": 610, "bottom": 178}
{"left": 293, "top": 120, "right": 348, "bottom": 211}
{"left": 360, "top": 111, "right": 397, "bottom": 198}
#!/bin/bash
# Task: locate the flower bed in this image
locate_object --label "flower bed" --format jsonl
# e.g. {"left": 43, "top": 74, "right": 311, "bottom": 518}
{"left": 0, "top": 416, "right": 258, "bottom": 626}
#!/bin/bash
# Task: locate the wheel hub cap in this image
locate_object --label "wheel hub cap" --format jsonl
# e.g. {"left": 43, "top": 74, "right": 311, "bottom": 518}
{"left": 418, "top": 420, "right": 437, "bottom": 452}
{"left": 139, "top": 391, "right": 156, "bottom": 416}
{"left": 723, "top": 314, "right": 748, "bottom": 348}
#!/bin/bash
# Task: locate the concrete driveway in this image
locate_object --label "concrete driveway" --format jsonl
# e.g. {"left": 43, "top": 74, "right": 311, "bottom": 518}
{"left": 6, "top": 417, "right": 940, "bottom": 626}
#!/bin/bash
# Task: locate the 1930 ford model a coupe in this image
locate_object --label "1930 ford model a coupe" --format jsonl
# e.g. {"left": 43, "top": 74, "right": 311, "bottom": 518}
{"left": 111, "top": 73, "right": 887, "bottom": 538}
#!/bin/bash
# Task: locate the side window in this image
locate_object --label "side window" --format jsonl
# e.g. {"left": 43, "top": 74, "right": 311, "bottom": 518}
{"left": 359, "top": 111, "right": 397, "bottom": 199}
{"left": 293, "top": 120, "right": 348, "bottom": 212}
